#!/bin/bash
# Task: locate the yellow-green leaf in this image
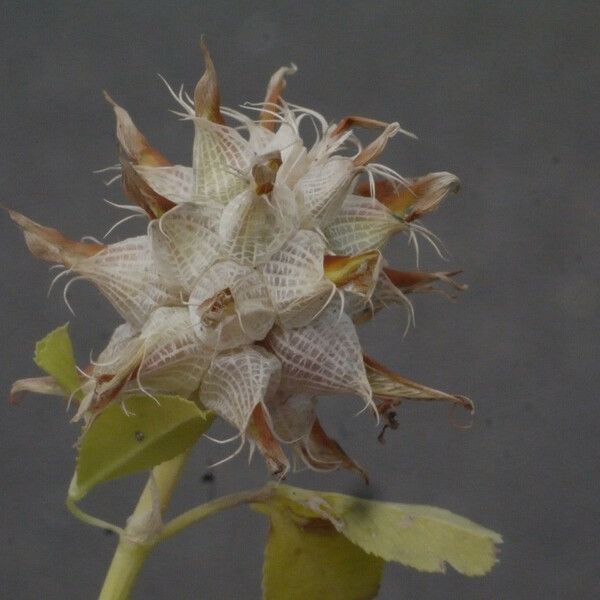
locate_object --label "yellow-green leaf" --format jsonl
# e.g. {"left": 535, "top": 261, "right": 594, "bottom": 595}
{"left": 33, "top": 323, "right": 80, "bottom": 394}
{"left": 256, "top": 502, "right": 383, "bottom": 600}
{"left": 71, "top": 395, "right": 214, "bottom": 500}
{"left": 269, "top": 484, "right": 502, "bottom": 577}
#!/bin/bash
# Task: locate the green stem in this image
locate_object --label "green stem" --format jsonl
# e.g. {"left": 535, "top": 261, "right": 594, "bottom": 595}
{"left": 98, "top": 450, "right": 191, "bottom": 600}
{"left": 96, "top": 453, "right": 273, "bottom": 599}
{"left": 160, "top": 486, "right": 272, "bottom": 542}
{"left": 66, "top": 492, "right": 124, "bottom": 537}
{"left": 98, "top": 540, "right": 151, "bottom": 600}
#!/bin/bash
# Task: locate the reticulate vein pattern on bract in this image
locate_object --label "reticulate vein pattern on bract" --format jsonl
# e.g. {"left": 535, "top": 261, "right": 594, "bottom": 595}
{"left": 10, "top": 43, "right": 471, "bottom": 480}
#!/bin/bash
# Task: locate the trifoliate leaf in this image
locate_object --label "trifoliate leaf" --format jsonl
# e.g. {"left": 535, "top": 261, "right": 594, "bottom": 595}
{"left": 71, "top": 395, "right": 213, "bottom": 500}
{"left": 256, "top": 502, "right": 383, "bottom": 600}
{"left": 266, "top": 484, "right": 502, "bottom": 577}
{"left": 33, "top": 323, "right": 80, "bottom": 394}
{"left": 322, "top": 493, "right": 501, "bottom": 576}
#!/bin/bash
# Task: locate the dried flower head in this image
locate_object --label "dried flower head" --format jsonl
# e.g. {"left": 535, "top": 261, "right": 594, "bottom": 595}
{"left": 10, "top": 43, "right": 471, "bottom": 480}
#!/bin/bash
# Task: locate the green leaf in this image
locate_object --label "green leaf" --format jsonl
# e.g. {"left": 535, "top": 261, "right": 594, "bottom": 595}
{"left": 267, "top": 484, "right": 502, "bottom": 577}
{"left": 33, "top": 323, "right": 80, "bottom": 394}
{"left": 321, "top": 493, "right": 502, "bottom": 576}
{"left": 71, "top": 395, "right": 214, "bottom": 500}
{"left": 256, "top": 503, "right": 383, "bottom": 600}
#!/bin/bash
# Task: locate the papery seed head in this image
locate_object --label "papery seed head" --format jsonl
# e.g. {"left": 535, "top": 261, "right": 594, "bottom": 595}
{"left": 10, "top": 50, "right": 469, "bottom": 480}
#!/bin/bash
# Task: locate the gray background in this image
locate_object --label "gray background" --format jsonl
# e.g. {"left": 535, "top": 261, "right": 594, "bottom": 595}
{"left": 1, "top": 1, "right": 598, "bottom": 598}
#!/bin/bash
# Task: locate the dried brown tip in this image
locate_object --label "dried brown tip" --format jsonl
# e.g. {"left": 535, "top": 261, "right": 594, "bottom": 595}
{"left": 7, "top": 208, "right": 104, "bottom": 267}
{"left": 364, "top": 354, "right": 475, "bottom": 414}
{"left": 103, "top": 92, "right": 175, "bottom": 218}
{"left": 103, "top": 91, "right": 170, "bottom": 167}
{"left": 353, "top": 122, "right": 401, "bottom": 166}
{"left": 299, "top": 418, "right": 369, "bottom": 484}
{"left": 403, "top": 172, "right": 461, "bottom": 222}
{"left": 194, "top": 39, "right": 225, "bottom": 124}
{"left": 248, "top": 404, "right": 290, "bottom": 480}
{"left": 354, "top": 178, "right": 397, "bottom": 199}
{"left": 354, "top": 179, "right": 399, "bottom": 200}
{"left": 260, "top": 64, "right": 297, "bottom": 130}
{"left": 383, "top": 268, "right": 467, "bottom": 296}
{"left": 333, "top": 115, "right": 390, "bottom": 137}
{"left": 359, "top": 172, "right": 461, "bottom": 221}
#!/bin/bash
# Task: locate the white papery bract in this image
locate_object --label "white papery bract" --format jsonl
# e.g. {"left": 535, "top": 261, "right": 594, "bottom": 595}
{"left": 11, "top": 46, "right": 467, "bottom": 479}
{"left": 262, "top": 229, "right": 334, "bottom": 329}
{"left": 135, "top": 165, "right": 194, "bottom": 205}
{"left": 324, "top": 194, "right": 407, "bottom": 255}
{"left": 148, "top": 203, "right": 222, "bottom": 290}
{"left": 296, "top": 156, "right": 357, "bottom": 225}
{"left": 218, "top": 186, "right": 297, "bottom": 267}
{"left": 200, "top": 346, "right": 280, "bottom": 433}
{"left": 267, "top": 302, "right": 373, "bottom": 408}
{"left": 75, "top": 236, "right": 180, "bottom": 330}
{"left": 188, "top": 260, "right": 275, "bottom": 350}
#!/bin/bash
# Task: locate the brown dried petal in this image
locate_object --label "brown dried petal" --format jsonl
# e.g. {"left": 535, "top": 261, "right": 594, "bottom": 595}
{"left": 356, "top": 172, "right": 460, "bottom": 221}
{"left": 259, "top": 64, "right": 297, "bottom": 130}
{"left": 247, "top": 403, "right": 290, "bottom": 479}
{"left": 383, "top": 267, "right": 467, "bottom": 296}
{"left": 364, "top": 354, "right": 474, "bottom": 413}
{"left": 194, "top": 39, "right": 224, "bottom": 124}
{"left": 353, "top": 122, "right": 400, "bottom": 166}
{"left": 297, "top": 418, "right": 368, "bottom": 483}
{"left": 332, "top": 115, "right": 390, "bottom": 137}
{"left": 8, "top": 209, "right": 104, "bottom": 267}
{"left": 104, "top": 92, "right": 175, "bottom": 218}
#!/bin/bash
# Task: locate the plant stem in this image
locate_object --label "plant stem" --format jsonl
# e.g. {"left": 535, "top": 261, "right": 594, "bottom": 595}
{"left": 66, "top": 491, "right": 124, "bottom": 537}
{"left": 98, "top": 450, "right": 190, "bottom": 600}
{"left": 98, "top": 540, "right": 151, "bottom": 600}
{"left": 97, "top": 453, "right": 273, "bottom": 599}
{"left": 159, "top": 485, "right": 272, "bottom": 541}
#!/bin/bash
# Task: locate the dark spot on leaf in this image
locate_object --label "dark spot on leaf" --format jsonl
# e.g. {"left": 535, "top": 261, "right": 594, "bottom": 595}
{"left": 399, "top": 514, "right": 415, "bottom": 528}
{"left": 344, "top": 497, "right": 378, "bottom": 520}
{"left": 135, "top": 431, "right": 145, "bottom": 442}
{"left": 201, "top": 471, "right": 214, "bottom": 483}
